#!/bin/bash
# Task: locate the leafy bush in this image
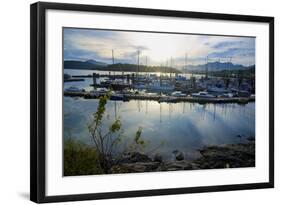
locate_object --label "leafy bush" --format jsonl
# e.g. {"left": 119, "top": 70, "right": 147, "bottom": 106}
{"left": 88, "top": 92, "right": 147, "bottom": 173}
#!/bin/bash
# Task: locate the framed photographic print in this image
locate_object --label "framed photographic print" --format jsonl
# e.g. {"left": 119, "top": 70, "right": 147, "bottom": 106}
{"left": 30, "top": 2, "right": 274, "bottom": 203}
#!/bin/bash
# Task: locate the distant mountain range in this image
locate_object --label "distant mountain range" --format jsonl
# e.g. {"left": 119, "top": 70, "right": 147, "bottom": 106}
{"left": 183, "top": 61, "right": 253, "bottom": 72}
{"left": 64, "top": 59, "right": 254, "bottom": 73}
{"left": 64, "top": 59, "right": 108, "bottom": 70}
{"left": 64, "top": 59, "right": 181, "bottom": 73}
{"left": 85, "top": 59, "right": 108, "bottom": 67}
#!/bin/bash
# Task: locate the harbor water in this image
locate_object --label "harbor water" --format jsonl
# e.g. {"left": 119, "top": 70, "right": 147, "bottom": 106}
{"left": 64, "top": 90, "right": 255, "bottom": 161}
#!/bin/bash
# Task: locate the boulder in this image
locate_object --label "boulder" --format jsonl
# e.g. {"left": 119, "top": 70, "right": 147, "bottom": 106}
{"left": 195, "top": 142, "right": 255, "bottom": 169}
{"left": 119, "top": 152, "right": 152, "bottom": 163}
{"left": 172, "top": 150, "right": 184, "bottom": 161}
{"left": 159, "top": 161, "right": 199, "bottom": 171}
{"left": 153, "top": 153, "right": 163, "bottom": 162}
{"left": 110, "top": 162, "right": 160, "bottom": 173}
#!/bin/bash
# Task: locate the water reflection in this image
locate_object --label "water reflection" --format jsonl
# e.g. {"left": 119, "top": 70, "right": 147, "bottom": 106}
{"left": 64, "top": 96, "right": 255, "bottom": 160}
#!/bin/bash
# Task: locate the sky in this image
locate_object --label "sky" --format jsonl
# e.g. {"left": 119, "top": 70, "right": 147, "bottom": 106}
{"left": 64, "top": 28, "right": 255, "bottom": 68}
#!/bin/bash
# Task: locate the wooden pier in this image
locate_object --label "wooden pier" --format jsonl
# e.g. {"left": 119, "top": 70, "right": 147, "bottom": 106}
{"left": 72, "top": 74, "right": 129, "bottom": 79}
{"left": 64, "top": 78, "right": 85, "bottom": 82}
{"left": 64, "top": 91, "right": 255, "bottom": 104}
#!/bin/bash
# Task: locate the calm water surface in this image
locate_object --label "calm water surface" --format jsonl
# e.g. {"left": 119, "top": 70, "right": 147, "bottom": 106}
{"left": 64, "top": 97, "right": 255, "bottom": 160}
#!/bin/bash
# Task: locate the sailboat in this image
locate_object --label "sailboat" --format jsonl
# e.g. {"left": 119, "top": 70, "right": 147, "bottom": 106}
{"left": 110, "top": 49, "right": 131, "bottom": 90}
{"left": 147, "top": 80, "right": 174, "bottom": 92}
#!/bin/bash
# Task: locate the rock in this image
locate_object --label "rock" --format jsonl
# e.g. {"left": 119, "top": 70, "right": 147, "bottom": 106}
{"left": 110, "top": 141, "right": 255, "bottom": 173}
{"left": 119, "top": 152, "right": 152, "bottom": 163}
{"left": 153, "top": 153, "right": 163, "bottom": 162}
{"left": 195, "top": 142, "right": 255, "bottom": 169}
{"left": 110, "top": 162, "right": 160, "bottom": 173}
{"left": 159, "top": 161, "right": 199, "bottom": 171}
{"left": 175, "top": 152, "right": 184, "bottom": 161}
{"left": 172, "top": 150, "right": 184, "bottom": 161}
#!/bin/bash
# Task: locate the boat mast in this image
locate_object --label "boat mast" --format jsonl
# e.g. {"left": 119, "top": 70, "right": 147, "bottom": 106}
{"left": 165, "top": 59, "right": 168, "bottom": 76}
{"left": 185, "top": 53, "right": 188, "bottom": 78}
{"left": 112, "top": 49, "right": 115, "bottom": 79}
{"left": 145, "top": 56, "right": 148, "bottom": 78}
{"left": 205, "top": 55, "right": 208, "bottom": 79}
{"left": 137, "top": 50, "right": 140, "bottom": 82}
{"left": 170, "top": 57, "right": 172, "bottom": 82}
{"left": 228, "top": 56, "right": 232, "bottom": 78}
{"left": 174, "top": 59, "right": 177, "bottom": 78}
{"left": 160, "top": 63, "right": 163, "bottom": 87}
{"left": 191, "top": 59, "right": 194, "bottom": 77}
{"left": 218, "top": 58, "right": 220, "bottom": 81}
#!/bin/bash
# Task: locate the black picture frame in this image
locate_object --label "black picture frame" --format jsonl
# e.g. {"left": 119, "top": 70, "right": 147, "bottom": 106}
{"left": 30, "top": 2, "right": 274, "bottom": 203}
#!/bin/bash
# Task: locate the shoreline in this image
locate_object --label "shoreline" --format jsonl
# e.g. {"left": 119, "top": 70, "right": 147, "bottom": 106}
{"left": 110, "top": 141, "right": 255, "bottom": 174}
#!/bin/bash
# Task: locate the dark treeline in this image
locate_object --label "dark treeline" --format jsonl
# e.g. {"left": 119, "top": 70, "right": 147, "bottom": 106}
{"left": 106, "top": 63, "right": 181, "bottom": 73}
{"left": 191, "top": 66, "right": 255, "bottom": 79}
{"left": 64, "top": 60, "right": 181, "bottom": 73}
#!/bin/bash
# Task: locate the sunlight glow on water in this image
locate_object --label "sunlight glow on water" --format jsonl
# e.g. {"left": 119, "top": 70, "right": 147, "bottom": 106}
{"left": 64, "top": 96, "right": 255, "bottom": 160}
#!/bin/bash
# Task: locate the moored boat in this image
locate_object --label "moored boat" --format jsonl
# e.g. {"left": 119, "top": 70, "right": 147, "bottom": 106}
{"left": 171, "top": 91, "right": 187, "bottom": 97}
{"left": 64, "top": 86, "right": 84, "bottom": 93}
{"left": 146, "top": 81, "right": 174, "bottom": 92}
{"left": 89, "top": 87, "right": 109, "bottom": 97}
{"left": 192, "top": 91, "right": 216, "bottom": 98}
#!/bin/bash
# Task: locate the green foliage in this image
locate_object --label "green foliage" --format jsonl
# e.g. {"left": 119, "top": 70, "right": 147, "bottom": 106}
{"left": 92, "top": 94, "right": 110, "bottom": 128}
{"left": 126, "top": 127, "right": 148, "bottom": 153}
{"left": 64, "top": 91, "right": 165, "bottom": 176}
{"left": 134, "top": 127, "right": 145, "bottom": 145}
{"left": 88, "top": 91, "right": 126, "bottom": 173}
{"left": 87, "top": 91, "right": 153, "bottom": 172}
{"left": 109, "top": 118, "right": 121, "bottom": 133}
{"left": 64, "top": 138, "right": 103, "bottom": 176}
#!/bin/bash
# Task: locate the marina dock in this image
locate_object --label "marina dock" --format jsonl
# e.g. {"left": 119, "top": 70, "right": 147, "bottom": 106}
{"left": 64, "top": 78, "right": 85, "bottom": 82}
{"left": 64, "top": 91, "right": 255, "bottom": 104}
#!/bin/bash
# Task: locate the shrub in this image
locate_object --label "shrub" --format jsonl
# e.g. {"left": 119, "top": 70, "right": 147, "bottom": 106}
{"left": 64, "top": 138, "right": 104, "bottom": 176}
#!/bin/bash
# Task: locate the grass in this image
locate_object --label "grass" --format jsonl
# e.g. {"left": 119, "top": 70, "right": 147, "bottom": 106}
{"left": 64, "top": 138, "right": 104, "bottom": 176}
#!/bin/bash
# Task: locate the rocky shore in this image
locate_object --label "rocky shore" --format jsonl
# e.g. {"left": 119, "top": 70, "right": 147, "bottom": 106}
{"left": 110, "top": 141, "right": 255, "bottom": 174}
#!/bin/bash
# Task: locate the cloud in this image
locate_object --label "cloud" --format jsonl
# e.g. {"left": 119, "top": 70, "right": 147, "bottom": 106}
{"left": 209, "top": 48, "right": 255, "bottom": 58}
{"left": 64, "top": 28, "right": 151, "bottom": 64}
{"left": 212, "top": 41, "right": 243, "bottom": 49}
{"left": 129, "top": 45, "right": 149, "bottom": 51}
{"left": 63, "top": 28, "right": 255, "bottom": 66}
{"left": 207, "top": 38, "right": 255, "bottom": 65}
